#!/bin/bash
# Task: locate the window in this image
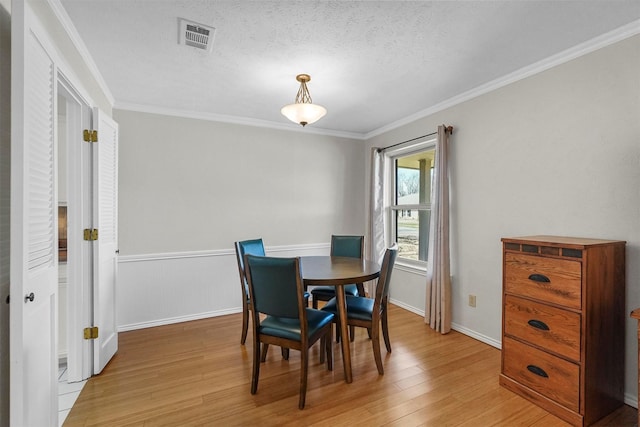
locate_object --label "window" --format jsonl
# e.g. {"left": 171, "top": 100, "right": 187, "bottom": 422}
{"left": 389, "top": 142, "right": 435, "bottom": 265}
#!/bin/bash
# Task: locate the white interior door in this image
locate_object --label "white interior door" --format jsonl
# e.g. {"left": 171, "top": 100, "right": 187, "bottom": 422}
{"left": 9, "top": 0, "right": 58, "bottom": 424}
{"left": 92, "top": 108, "right": 119, "bottom": 374}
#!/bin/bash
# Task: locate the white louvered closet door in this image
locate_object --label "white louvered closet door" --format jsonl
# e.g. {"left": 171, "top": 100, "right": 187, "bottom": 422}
{"left": 10, "top": 0, "right": 59, "bottom": 425}
{"left": 92, "top": 108, "right": 119, "bottom": 374}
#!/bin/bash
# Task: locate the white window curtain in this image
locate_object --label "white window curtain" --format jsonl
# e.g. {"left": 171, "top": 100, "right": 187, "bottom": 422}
{"left": 367, "top": 147, "right": 387, "bottom": 296}
{"left": 425, "top": 125, "right": 453, "bottom": 333}
{"left": 368, "top": 147, "right": 387, "bottom": 264}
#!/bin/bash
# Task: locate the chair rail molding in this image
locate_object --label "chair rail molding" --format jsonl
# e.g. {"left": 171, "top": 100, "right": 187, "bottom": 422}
{"left": 118, "top": 242, "right": 331, "bottom": 263}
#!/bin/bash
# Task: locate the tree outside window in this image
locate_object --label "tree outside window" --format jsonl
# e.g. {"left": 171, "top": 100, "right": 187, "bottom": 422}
{"left": 392, "top": 148, "right": 434, "bottom": 262}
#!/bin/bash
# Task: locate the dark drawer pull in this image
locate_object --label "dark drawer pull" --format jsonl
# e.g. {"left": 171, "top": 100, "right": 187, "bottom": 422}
{"left": 527, "top": 319, "right": 550, "bottom": 331}
{"left": 528, "top": 273, "right": 550, "bottom": 283}
{"left": 527, "top": 364, "right": 549, "bottom": 378}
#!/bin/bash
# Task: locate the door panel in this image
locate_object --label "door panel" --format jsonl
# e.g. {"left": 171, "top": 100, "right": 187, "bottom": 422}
{"left": 92, "top": 108, "right": 119, "bottom": 374}
{"left": 10, "top": 0, "right": 58, "bottom": 424}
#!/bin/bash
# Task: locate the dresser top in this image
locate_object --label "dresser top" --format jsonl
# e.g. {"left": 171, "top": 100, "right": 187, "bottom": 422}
{"left": 502, "top": 235, "right": 626, "bottom": 247}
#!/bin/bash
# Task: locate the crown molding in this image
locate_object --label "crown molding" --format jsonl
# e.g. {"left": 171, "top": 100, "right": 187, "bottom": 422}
{"left": 47, "top": 0, "right": 115, "bottom": 105}
{"left": 114, "top": 101, "right": 365, "bottom": 140}
{"left": 365, "top": 19, "right": 640, "bottom": 140}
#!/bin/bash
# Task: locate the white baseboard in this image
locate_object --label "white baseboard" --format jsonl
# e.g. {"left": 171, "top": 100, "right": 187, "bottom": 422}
{"left": 389, "top": 298, "right": 424, "bottom": 317}
{"left": 625, "top": 392, "right": 638, "bottom": 409}
{"left": 450, "top": 322, "right": 502, "bottom": 349}
{"left": 390, "top": 298, "right": 502, "bottom": 350}
{"left": 118, "top": 307, "right": 241, "bottom": 332}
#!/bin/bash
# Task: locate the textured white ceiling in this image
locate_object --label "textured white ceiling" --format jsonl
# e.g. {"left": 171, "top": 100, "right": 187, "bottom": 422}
{"left": 59, "top": 0, "right": 640, "bottom": 137}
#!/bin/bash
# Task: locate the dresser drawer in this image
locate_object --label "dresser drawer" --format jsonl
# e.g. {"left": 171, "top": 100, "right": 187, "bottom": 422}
{"left": 504, "top": 252, "right": 582, "bottom": 309}
{"left": 503, "top": 336, "right": 580, "bottom": 412}
{"left": 504, "top": 295, "right": 581, "bottom": 361}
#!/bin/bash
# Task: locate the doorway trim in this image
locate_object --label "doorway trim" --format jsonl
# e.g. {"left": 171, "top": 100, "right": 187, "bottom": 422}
{"left": 57, "top": 73, "right": 93, "bottom": 382}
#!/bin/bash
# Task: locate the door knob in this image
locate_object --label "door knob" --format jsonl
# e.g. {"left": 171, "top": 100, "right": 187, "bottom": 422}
{"left": 24, "top": 292, "right": 35, "bottom": 303}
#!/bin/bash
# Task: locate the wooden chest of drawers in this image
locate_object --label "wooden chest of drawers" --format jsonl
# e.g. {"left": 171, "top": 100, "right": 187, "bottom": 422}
{"left": 500, "top": 236, "right": 625, "bottom": 426}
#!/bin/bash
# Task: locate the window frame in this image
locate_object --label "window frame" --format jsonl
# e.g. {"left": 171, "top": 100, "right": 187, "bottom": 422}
{"left": 385, "top": 137, "right": 436, "bottom": 271}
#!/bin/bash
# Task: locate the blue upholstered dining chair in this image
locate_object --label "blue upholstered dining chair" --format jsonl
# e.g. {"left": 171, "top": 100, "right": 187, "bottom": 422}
{"left": 244, "top": 254, "right": 334, "bottom": 409}
{"left": 235, "top": 238, "right": 311, "bottom": 360}
{"left": 321, "top": 244, "right": 398, "bottom": 375}
{"left": 311, "top": 235, "right": 365, "bottom": 309}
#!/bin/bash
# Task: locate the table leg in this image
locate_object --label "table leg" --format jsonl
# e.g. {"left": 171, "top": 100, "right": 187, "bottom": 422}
{"left": 336, "top": 286, "right": 352, "bottom": 383}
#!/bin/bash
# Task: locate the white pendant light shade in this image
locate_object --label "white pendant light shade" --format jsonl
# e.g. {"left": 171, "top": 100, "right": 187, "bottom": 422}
{"left": 281, "top": 102, "right": 327, "bottom": 127}
{"left": 281, "top": 74, "right": 327, "bottom": 127}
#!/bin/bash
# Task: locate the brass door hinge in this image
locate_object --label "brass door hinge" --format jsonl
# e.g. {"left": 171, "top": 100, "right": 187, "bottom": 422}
{"left": 83, "top": 327, "right": 99, "bottom": 340}
{"left": 83, "top": 129, "right": 98, "bottom": 143}
{"left": 83, "top": 228, "right": 99, "bottom": 241}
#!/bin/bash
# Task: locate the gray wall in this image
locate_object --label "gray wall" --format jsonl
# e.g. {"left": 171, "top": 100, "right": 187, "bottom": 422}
{"left": 368, "top": 34, "right": 640, "bottom": 402}
{"left": 114, "top": 110, "right": 367, "bottom": 255}
{"left": 0, "top": 3, "right": 10, "bottom": 425}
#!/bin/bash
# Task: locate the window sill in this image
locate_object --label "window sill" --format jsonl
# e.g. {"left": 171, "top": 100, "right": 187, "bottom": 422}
{"left": 395, "top": 259, "right": 427, "bottom": 276}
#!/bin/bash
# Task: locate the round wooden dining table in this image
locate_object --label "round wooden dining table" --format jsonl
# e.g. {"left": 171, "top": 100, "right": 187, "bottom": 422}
{"left": 300, "top": 256, "right": 381, "bottom": 383}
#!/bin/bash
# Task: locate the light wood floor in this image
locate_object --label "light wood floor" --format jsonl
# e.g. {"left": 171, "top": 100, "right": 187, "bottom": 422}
{"left": 64, "top": 305, "right": 637, "bottom": 426}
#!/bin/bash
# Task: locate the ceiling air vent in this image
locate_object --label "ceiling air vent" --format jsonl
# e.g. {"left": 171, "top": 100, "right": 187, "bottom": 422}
{"left": 178, "top": 18, "right": 215, "bottom": 52}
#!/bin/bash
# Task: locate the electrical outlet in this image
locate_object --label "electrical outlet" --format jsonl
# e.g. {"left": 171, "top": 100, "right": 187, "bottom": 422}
{"left": 468, "top": 294, "right": 476, "bottom": 307}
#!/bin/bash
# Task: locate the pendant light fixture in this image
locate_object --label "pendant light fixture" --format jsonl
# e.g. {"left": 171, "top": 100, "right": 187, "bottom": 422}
{"left": 281, "top": 74, "right": 327, "bottom": 127}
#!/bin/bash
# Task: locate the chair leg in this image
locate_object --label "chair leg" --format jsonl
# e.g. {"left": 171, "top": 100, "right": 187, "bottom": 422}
{"left": 251, "top": 340, "right": 261, "bottom": 394}
{"left": 349, "top": 325, "right": 355, "bottom": 342}
{"left": 281, "top": 347, "right": 290, "bottom": 360}
{"left": 299, "top": 348, "right": 308, "bottom": 409}
{"left": 356, "top": 283, "right": 365, "bottom": 297}
{"left": 326, "top": 327, "right": 333, "bottom": 371}
{"left": 382, "top": 310, "right": 392, "bottom": 353}
{"left": 370, "top": 324, "right": 384, "bottom": 375}
{"left": 261, "top": 343, "right": 269, "bottom": 362}
{"left": 240, "top": 303, "right": 249, "bottom": 345}
{"left": 319, "top": 336, "right": 325, "bottom": 364}
{"left": 312, "top": 297, "right": 318, "bottom": 309}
